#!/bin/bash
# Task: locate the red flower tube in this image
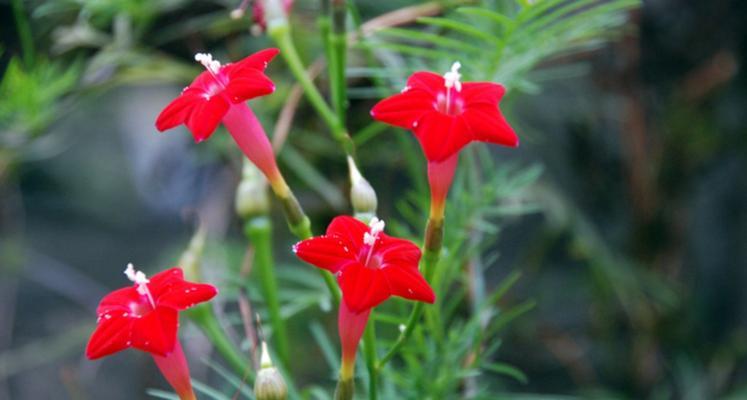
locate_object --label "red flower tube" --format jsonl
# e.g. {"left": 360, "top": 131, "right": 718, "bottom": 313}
{"left": 155, "top": 49, "right": 290, "bottom": 197}
{"left": 293, "top": 216, "right": 435, "bottom": 380}
{"left": 86, "top": 264, "right": 217, "bottom": 400}
{"left": 371, "top": 62, "right": 518, "bottom": 221}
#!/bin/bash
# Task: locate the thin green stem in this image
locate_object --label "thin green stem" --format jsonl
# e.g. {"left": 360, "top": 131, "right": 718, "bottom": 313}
{"left": 269, "top": 25, "right": 355, "bottom": 157}
{"left": 330, "top": 0, "right": 348, "bottom": 124}
{"left": 10, "top": 0, "right": 34, "bottom": 67}
{"left": 376, "top": 233, "right": 441, "bottom": 370}
{"left": 319, "top": 0, "right": 333, "bottom": 58}
{"left": 334, "top": 377, "right": 355, "bottom": 400}
{"left": 245, "top": 216, "right": 290, "bottom": 366}
{"left": 187, "top": 305, "right": 252, "bottom": 380}
{"left": 363, "top": 316, "right": 378, "bottom": 400}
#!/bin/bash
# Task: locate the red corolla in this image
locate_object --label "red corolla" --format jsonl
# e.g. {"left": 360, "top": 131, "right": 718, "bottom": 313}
{"left": 371, "top": 62, "right": 518, "bottom": 220}
{"left": 155, "top": 49, "right": 288, "bottom": 195}
{"left": 294, "top": 216, "right": 434, "bottom": 379}
{"left": 86, "top": 264, "right": 217, "bottom": 400}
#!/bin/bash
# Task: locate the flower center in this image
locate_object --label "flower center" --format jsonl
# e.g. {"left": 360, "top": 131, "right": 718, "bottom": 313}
{"left": 435, "top": 92, "right": 464, "bottom": 116}
{"left": 128, "top": 300, "right": 154, "bottom": 317}
{"left": 194, "top": 52, "right": 229, "bottom": 94}
{"left": 435, "top": 61, "right": 464, "bottom": 116}
{"left": 362, "top": 218, "right": 385, "bottom": 269}
{"left": 125, "top": 263, "right": 156, "bottom": 309}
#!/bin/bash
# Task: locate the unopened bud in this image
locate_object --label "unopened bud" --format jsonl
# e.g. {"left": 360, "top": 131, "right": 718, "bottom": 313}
{"left": 236, "top": 159, "right": 270, "bottom": 218}
{"left": 179, "top": 226, "right": 206, "bottom": 282}
{"left": 230, "top": 8, "right": 245, "bottom": 19}
{"left": 347, "top": 156, "right": 377, "bottom": 218}
{"left": 254, "top": 342, "right": 288, "bottom": 400}
{"left": 254, "top": 0, "right": 293, "bottom": 33}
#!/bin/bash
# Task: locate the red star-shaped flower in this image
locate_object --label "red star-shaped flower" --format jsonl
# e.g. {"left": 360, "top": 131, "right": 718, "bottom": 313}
{"left": 293, "top": 216, "right": 435, "bottom": 313}
{"left": 155, "top": 49, "right": 278, "bottom": 142}
{"left": 294, "top": 216, "right": 435, "bottom": 381}
{"left": 86, "top": 265, "right": 217, "bottom": 359}
{"left": 154, "top": 49, "right": 290, "bottom": 195}
{"left": 370, "top": 62, "right": 518, "bottom": 162}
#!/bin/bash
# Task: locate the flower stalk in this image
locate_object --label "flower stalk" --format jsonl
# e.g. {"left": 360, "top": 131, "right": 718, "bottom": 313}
{"left": 329, "top": 0, "right": 347, "bottom": 124}
{"left": 187, "top": 305, "right": 252, "bottom": 379}
{"left": 268, "top": 22, "right": 356, "bottom": 157}
{"left": 245, "top": 216, "right": 290, "bottom": 366}
{"left": 362, "top": 318, "right": 378, "bottom": 400}
{"left": 178, "top": 228, "right": 253, "bottom": 378}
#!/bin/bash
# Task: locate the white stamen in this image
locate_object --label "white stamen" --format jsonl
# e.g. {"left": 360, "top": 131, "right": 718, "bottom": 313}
{"left": 124, "top": 263, "right": 155, "bottom": 307}
{"left": 443, "top": 61, "right": 462, "bottom": 92}
{"left": 369, "top": 217, "right": 385, "bottom": 236}
{"left": 194, "top": 52, "right": 222, "bottom": 74}
{"left": 363, "top": 232, "right": 376, "bottom": 246}
{"left": 363, "top": 217, "right": 385, "bottom": 245}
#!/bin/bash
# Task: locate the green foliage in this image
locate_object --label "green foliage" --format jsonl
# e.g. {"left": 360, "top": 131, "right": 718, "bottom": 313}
{"left": 363, "top": 0, "right": 639, "bottom": 91}
{"left": 0, "top": 57, "right": 81, "bottom": 140}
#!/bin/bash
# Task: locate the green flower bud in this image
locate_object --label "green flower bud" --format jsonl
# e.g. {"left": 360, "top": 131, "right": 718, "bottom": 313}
{"left": 254, "top": 342, "right": 287, "bottom": 400}
{"left": 179, "top": 226, "right": 206, "bottom": 282}
{"left": 236, "top": 159, "right": 270, "bottom": 218}
{"left": 347, "top": 156, "right": 377, "bottom": 218}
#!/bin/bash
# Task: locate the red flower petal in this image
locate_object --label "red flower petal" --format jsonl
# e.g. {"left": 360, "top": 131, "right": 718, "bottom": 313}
{"left": 326, "top": 216, "right": 370, "bottom": 254}
{"left": 460, "top": 82, "right": 505, "bottom": 105}
{"left": 86, "top": 309, "right": 134, "bottom": 359}
{"left": 406, "top": 71, "right": 444, "bottom": 96}
{"left": 337, "top": 263, "right": 391, "bottom": 312}
{"left": 414, "top": 112, "right": 473, "bottom": 162}
{"left": 96, "top": 286, "right": 142, "bottom": 316}
{"left": 294, "top": 236, "right": 358, "bottom": 273}
{"left": 463, "top": 104, "right": 518, "bottom": 147}
{"left": 224, "top": 70, "right": 276, "bottom": 104}
{"left": 370, "top": 91, "right": 435, "bottom": 130}
{"left": 185, "top": 95, "right": 229, "bottom": 142}
{"left": 155, "top": 89, "right": 204, "bottom": 132}
{"left": 227, "top": 48, "right": 280, "bottom": 77}
{"left": 377, "top": 235, "right": 422, "bottom": 266}
{"left": 149, "top": 268, "right": 218, "bottom": 310}
{"left": 381, "top": 263, "right": 435, "bottom": 304}
{"left": 131, "top": 307, "right": 179, "bottom": 356}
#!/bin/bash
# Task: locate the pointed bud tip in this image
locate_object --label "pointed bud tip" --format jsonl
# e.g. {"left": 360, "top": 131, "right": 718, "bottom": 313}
{"left": 255, "top": 343, "right": 287, "bottom": 400}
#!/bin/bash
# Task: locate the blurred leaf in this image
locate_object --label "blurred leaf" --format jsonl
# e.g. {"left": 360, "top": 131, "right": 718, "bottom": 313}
{"left": 484, "top": 362, "right": 529, "bottom": 384}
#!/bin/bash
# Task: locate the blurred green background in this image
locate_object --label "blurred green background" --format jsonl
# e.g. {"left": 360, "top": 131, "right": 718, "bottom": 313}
{"left": 1, "top": 0, "right": 747, "bottom": 399}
